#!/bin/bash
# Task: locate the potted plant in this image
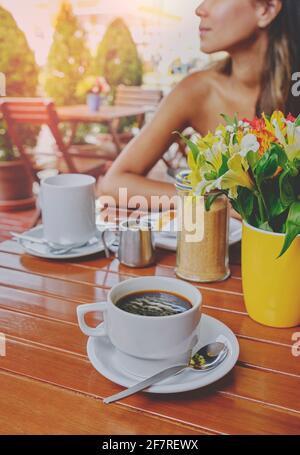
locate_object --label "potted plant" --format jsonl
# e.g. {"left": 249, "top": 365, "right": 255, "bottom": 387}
{"left": 0, "top": 125, "right": 34, "bottom": 211}
{"left": 76, "top": 76, "right": 110, "bottom": 112}
{"left": 181, "top": 111, "right": 300, "bottom": 328}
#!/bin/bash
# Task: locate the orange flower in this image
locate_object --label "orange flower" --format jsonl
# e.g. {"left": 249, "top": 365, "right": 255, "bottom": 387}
{"left": 253, "top": 129, "right": 277, "bottom": 156}
{"left": 242, "top": 116, "right": 277, "bottom": 155}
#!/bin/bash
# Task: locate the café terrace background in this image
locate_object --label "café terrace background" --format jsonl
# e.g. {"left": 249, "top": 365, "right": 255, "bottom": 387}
{"left": 0, "top": 0, "right": 214, "bottom": 91}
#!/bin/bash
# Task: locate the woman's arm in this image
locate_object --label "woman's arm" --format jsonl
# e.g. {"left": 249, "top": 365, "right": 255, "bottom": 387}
{"left": 99, "top": 78, "right": 195, "bottom": 211}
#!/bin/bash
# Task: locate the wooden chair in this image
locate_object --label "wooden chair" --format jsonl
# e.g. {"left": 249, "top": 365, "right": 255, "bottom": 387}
{"left": 110, "top": 85, "right": 163, "bottom": 146}
{"left": 114, "top": 85, "right": 163, "bottom": 109}
{"left": 0, "top": 98, "right": 113, "bottom": 182}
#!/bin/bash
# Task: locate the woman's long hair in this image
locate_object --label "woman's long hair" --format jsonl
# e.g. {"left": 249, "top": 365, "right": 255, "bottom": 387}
{"left": 222, "top": 0, "right": 300, "bottom": 116}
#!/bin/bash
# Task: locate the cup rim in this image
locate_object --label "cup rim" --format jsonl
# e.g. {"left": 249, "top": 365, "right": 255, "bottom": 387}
{"left": 243, "top": 220, "right": 300, "bottom": 238}
{"left": 42, "top": 174, "right": 96, "bottom": 188}
{"left": 108, "top": 276, "right": 202, "bottom": 320}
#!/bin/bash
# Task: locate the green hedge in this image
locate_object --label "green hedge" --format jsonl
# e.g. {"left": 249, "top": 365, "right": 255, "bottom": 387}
{"left": 95, "top": 18, "right": 143, "bottom": 94}
{"left": 0, "top": 5, "right": 39, "bottom": 151}
{"left": 43, "top": 1, "right": 92, "bottom": 106}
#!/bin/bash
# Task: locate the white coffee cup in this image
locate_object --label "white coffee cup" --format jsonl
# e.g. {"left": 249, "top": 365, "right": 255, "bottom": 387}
{"left": 41, "top": 174, "right": 96, "bottom": 246}
{"left": 77, "top": 277, "right": 202, "bottom": 377}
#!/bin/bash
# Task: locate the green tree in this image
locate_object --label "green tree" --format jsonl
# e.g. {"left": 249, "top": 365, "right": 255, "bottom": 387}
{"left": 0, "top": 5, "right": 38, "bottom": 96}
{"left": 95, "top": 18, "right": 143, "bottom": 93}
{"left": 0, "top": 5, "right": 39, "bottom": 149}
{"left": 44, "top": 1, "right": 92, "bottom": 106}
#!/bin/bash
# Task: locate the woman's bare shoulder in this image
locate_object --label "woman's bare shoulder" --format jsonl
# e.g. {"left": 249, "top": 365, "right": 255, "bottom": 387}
{"left": 175, "top": 67, "right": 224, "bottom": 100}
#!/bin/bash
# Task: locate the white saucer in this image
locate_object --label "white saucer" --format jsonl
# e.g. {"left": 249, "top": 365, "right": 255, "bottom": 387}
{"left": 87, "top": 314, "right": 239, "bottom": 394}
{"left": 17, "top": 225, "right": 117, "bottom": 260}
{"left": 147, "top": 215, "right": 242, "bottom": 252}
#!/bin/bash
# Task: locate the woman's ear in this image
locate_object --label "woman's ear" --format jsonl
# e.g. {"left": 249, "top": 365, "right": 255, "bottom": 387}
{"left": 255, "top": 0, "right": 282, "bottom": 28}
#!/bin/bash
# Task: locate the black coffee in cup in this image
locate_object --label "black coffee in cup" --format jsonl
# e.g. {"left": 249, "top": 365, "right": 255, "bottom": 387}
{"left": 115, "top": 290, "right": 192, "bottom": 317}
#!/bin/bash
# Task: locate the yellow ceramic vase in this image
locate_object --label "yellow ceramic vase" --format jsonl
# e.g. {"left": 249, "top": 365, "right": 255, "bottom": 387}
{"left": 242, "top": 222, "right": 300, "bottom": 328}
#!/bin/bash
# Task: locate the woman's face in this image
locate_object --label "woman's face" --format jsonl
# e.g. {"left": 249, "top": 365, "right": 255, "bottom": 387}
{"left": 196, "top": 0, "right": 264, "bottom": 54}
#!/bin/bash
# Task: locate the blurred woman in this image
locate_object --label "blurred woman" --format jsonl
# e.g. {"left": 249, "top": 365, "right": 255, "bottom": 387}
{"left": 100, "top": 0, "right": 300, "bottom": 210}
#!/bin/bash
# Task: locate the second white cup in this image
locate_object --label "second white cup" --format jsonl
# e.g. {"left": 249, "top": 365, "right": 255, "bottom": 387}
{"left": 41, "top": 174, "right": 96, "bottom": 246}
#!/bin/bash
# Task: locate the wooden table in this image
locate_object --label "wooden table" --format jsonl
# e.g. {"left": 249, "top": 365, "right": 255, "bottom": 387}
{"left": 57, "top": 105, "right": 153, "bottom": 154}
{"left": 0, "top": 206, "right": 40, "bottom": 243}
{"left": 0, "top": 236, "right": 299, "bottom": 435}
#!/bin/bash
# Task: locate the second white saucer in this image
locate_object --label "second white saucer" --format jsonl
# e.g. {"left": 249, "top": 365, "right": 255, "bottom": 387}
{"left": 18, "top": 225, "right": 117, "bottom": 260}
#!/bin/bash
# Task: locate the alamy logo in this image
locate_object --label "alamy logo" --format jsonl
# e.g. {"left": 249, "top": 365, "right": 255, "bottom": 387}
{"left": 0, "top": 333, "right": 6, "bottom": 357}
{"left": 0, "top": 73, "right": 6, "bottom": 96}
{"left": 291, "top": 72, "right": 300, "bottom": 97}
{"left": 292, "top": 332, "right": 300, "bottom": 358}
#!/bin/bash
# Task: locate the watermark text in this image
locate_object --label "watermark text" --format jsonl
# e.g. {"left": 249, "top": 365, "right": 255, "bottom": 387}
{"left": 291, "top": 72, "right": 300, "bottom": 97}
{"left": 99, "top": 188, "right": 206, "bottom": 243}
{"left": 0, "top": 73, "right": 6, "bottom": 96}
{"left": 292, "top": 332, "right": 300, "bottom": 358}
{"left": 0, "top": 333, "right": 6, "bottom": 357}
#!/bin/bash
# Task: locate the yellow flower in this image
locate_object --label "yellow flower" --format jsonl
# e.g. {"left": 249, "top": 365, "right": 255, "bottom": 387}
{"left": 196, "top": 132, "right": 219, "bottom": 151}
{"left": 216, "top": 154, "right": 254, "bottom": 199}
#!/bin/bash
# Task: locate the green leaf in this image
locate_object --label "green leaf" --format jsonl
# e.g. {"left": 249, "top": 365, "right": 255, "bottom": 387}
{"left": 295, "top": 114, "right": 300, "bottom": 127}
{"left": 220, "top": 113, "right": 238, "bottom": 126}
{"left": 254, "top": 150, "right": 279, "bottom": 184}
{"left": 233, "top": 113, "right": 238, "bottom": 127}
{"left": 269, "top": 195, "right": 288, "bottom": 217}
{"left": 196, "top": 152, "right": 206, "bottom": 167}
{"left": 235, "top": 188, "right": 254, "bottom": 220}
{"left": 205, "top": 192, "right": 224, "bottom": 211}
{"left": 288, "top": 161, "right": 299, "bottom": 177}
{"left": 204, "top": 171, "right": 217, "bottom": 181}
{"left": 258, "top": 221, "right": 273, "bottom": 232}
{"left": 247, "top": 150, "right": 259, "bottom": 170}
{"left": 278, "top": 201, "right": 300, "bottom": 257}
{"left": 279, "top": 170, "right": 295, "bottom": 207}
{"left": 174, "top": 131, "right": 199, "bottom": 162}
{"left": 269, "top": 143, "right": 288, "bottom": 167}
{"left": 232, "top": 134, "right": 239, "bottom": 145}
{"left": 218, "top": 153, "right": 229, "bottom": 177}
{"left": 220, "top": 113, "right": 233, "bottom": 125}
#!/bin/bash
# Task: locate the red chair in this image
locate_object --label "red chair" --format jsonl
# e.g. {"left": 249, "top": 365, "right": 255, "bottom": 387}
{"left": 0, "top": 98, "right": 113, "bottom": 182}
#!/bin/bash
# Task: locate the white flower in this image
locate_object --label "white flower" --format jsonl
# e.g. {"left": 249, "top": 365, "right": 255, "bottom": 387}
{"left": 239, "top": 134, "right": 260, "bottom": 157}
{"left": 273, "top": 119, "right": 286, "bottom": 145}
{"left": 226, "top": 126, "right": 234, "bottom": 133}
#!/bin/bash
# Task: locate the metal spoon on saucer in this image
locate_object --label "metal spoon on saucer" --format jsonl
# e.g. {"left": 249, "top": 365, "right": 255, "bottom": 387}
{"left": 103, "top": 342, "right": 228, "bottom": 405}
{"left": 11, "top": 232, "right": 92, "bottom": 255}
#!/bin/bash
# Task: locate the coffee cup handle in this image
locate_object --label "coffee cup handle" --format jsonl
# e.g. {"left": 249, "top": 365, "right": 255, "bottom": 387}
{"left": 77, "top": 302, "right": 107, "bottom": 337}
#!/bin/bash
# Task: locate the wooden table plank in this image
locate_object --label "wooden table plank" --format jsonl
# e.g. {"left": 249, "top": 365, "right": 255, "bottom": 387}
{"left": 0, "top": 207, "right": 40, "bottom": 242}
{"left": 0, "top": 262, "right": 295, "bottom": 348}
{"left": 0, "top": 236, "right": 299, "bottom": 435}
{"left": 0, "top": 237, "right": 242, "bottom": 277}
{"left": 1, "top": 339, "right": 300, "bottom": 435}
{"left": 0, "top": 371, "right": 205, "bottom": 435}
{"left": 0, "top": 247, "right": 243, "bottom": 294}
{"left": 1, "top": 305, "right": 300, "bottom": 412}
{"left": 1, "top": 296, "right": 298, "bottom": 378}
{"left": 57, "top": 105, "right": 152, "bottom": 123}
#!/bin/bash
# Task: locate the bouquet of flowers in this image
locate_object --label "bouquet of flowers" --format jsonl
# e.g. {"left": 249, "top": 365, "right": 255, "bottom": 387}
{"left": 180, "top": 111, "right": 300, "bottom": 257}
{"left": 76, "top": 76, "right": 110, "bottom": 98}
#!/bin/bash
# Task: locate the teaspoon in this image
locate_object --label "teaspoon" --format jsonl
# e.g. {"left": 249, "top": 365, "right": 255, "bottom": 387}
{"left": 103, "top": 341, "right": 228, "bottom": 404}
